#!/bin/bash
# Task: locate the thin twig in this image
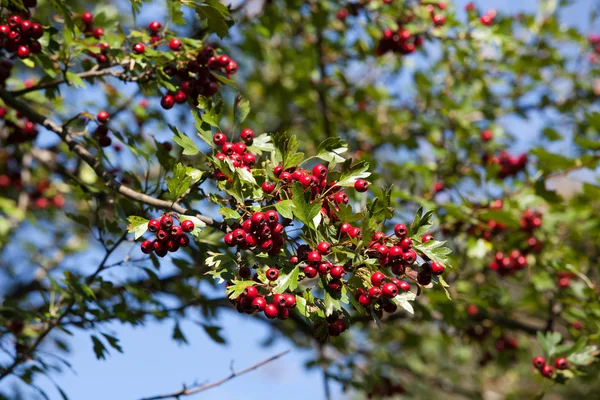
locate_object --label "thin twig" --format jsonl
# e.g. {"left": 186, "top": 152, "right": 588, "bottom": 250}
{"left": 139, "top": 350, "right": 291, "bottom": 400}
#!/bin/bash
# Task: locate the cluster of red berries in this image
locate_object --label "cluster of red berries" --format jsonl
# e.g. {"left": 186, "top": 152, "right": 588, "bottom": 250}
{"left": 483, "top": 150, "right": 528, "bottom": 178}
{"left": 224, "top": 210, "right": 286, "bottom": 257}
{"left": 213, "top": 128, "right": 256, "bottom": 180}
{"left": 28, "top": 180, "right": 65, "bottom": 209}
{"left": 80, "top": 12, "right": 104, "bottom": 40}
{"left": 230, "top": 285, "right": 296, "bottom": 320}
{"left": 465, "top": 3, "right": 496, "bottom": 25}
{"left": 94, "top": 110, "right": 113, "bottom": 148}
{"left": 488, "top": 209, "right": 543, "bottom": 276}
{"left": 0, "top": 9, "right": 44, "bottom": 61}
{"left": 0, "top": 172, "right": 21, "bottom": 190}
{"left": 588, "top": 34, "right": 600, "bottom": 63}
{"left": 375, "top": 27, "right": 425, "bottom": 56}
{"left": 140, "top": 215, "right": 194, "bottom": 258}
{"left": 132, "top": 21, "right": 184, "bottom": 55}
{"left": 161, "top": 46, "right": 238, "bottom": 110}
{"left": 0, "top": 107, "right": 39, "bottom": 144}
{"left": 557, "top": 271, "right": 576, "bottom": 289}
{"left": 532, "top": 355, "right": 568, "bottom": 379}
{"left": 324, "top": 313, "right": 349, "bottom": 337}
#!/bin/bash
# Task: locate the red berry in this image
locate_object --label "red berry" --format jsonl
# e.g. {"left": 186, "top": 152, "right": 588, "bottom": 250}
{"left": 262, "top": 181, "right": 275, "bottom": 194}
{"left": 81, "top": 12, "right": 93, "bottom": 24}
{"left": 340, "top": 222, "right": 352, "bottom": 235}
{"left": 284, "top": 294, "right": 296, "bottom": 308}
{"left": 481, "top": 129, "right": 493, "bottom": 141}
{"left": 173, "top": 91, "right": 187, "bottom": 104}
{"left": 181, "top": 219, "right": 195, "bottom": 233}
{"left": 307, "top": 251, "right": 322, "bottom": 264}
{"left": 177, "top": 235, "right": 189, "bottom": 247}
{"left": 148, "top": 219, "right": 161, "bottom": 232}
{"left": 432, "top": 14, "right": 446, "bottom": 26}
{"left": 224, "top": 232, "right": 235, "bottom": 247}
{"left": 467, "top": 304, "right": 479, "bottom": 316}
{"left": 232, "top": 228, "right": 246, "bottom": 244}
{"left": 243, "top": 286, "right": 258, "bottom": 300}
{"left": 389, "top": 246, "right": 402, "bottom": 259}
{"left": 266, "top": 267, "right": 279, "bottom": 281}
{"left": 169, "top": 38, "right": 182, "bottom": 51}
{"left": 368, "top": 286, "right": 382, "bottom": 299}
{"left": 328, "top": 279, "right": 343, "bottom": 292}
{"left": 354, "top": 179, "right": 369, "bottom": 192}
{"left": 318, "top": 262, "right": 332, "bottom": 276}
{"left": 304, "top": 265, "right": 318, "bottom": 278}
{"left": 394, "top": 224, "right": 408, "bottom": 237}
{"left": 161, "top": 95, "right": 174, "bottom": 110}
{"left": 554, "top": 358, "right": 568, "bottom": 370}
{"left": 240, "top": 128, "right": 254, "bottom": 143}
{"left": 290, "top": 255, "right": 299, "bottom": 264}
{"left": 213, "top": 133, "right": 226, "bottom": 146}
{"left": 358, "top": 294, "right": 371, "bottom": 307}
{"left": 264, "top": 304, "right": 278, "bottom": 319}
{"left": 533, "top": 356, "right": 546, "bottom": 369}
{"left": 541, "top": 365, "right": 554, "bottom": 378}
{"left": 371, "top": 272, "right": 386, "bottom": 287}
{"left": 93, "top": 28, "right": 104, "bottom": 39}
{"left": 17, "top": 46, "right": 30, "bottom": 59}
{"left": 398, "top": 281, "right": 410, "bottom": 291}
{"left": 133, "top": 43, "right": 145, "bottom": 54}
{"left": 333, "top": 191, "right": 349, "bottom": 205}
{"left": 221, "top": 142, "right": 234, "bottom": 155}
{"left": 243, "top": 153, "right": 256, "bottom": 167}
{"left": 141, "top": 240, "right": 154, "bottom": 254}
{"left": 171, "top": 226, "right": 183, "bottom": 237}
{"left": 348, "top": 227, "right": 362, "bottom": 239}
{"left": 160, "top": 215, "right": 173, "bottom": 229}
{"left": 252, "top": 296, "right": 266, "bottom": 311}
{"left": 422, "top": 234, "right": 434, "bottom": 243}
{"left": 97, "top": 111, "right": 109, "bottom": 123}
{"left": 403, "top": 250, "right": 417, "bottom": 264}
{"left": 330, "top": 265, "right": 345, "bottom": 279}
{"left": 431, "top": 262, "right": 445, "bottom": 275}
{"left": 251, "top": 212, "right": 266, "bottom": 226}
{"left": 279, "top": 171, "right": 292, "bottom": 183}
{"left": 317, "top": 241, "right": 331, "bottom": 255}
{"left": 225, "top": 61, "right": 238, "bottom": 74}
{"left": 382, "top": 283, "right": 398, "bottom": 298}
{"left": 148, "top": 21, "right": 162, "bottom": 33}
{"left": 218, "top": 55, "right": 231, "bottom": 66}
{"left": 312, "top": 164, "right": 328, "bottom": 178}
{"left": 156, "top": 229, "right": 169, "bottom": 242}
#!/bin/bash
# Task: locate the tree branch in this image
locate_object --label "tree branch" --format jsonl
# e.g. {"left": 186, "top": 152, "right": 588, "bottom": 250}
{"left": 139, "top": 350, "right": 291, "bottom": 400}
{"left": 0, "top": 86, "right": 225, "bottom": 231}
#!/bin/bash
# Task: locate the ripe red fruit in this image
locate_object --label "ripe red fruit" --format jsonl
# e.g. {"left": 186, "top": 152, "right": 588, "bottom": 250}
{"left": 252, "top": 296, "right": 266, "bottom": 311}
{"left": 330, "top": 265, "right": 345, "bottom": 279}
{"left": 97, "top": 111, "right": 109, "bottom": 123}
{"left": 403, "top": 250, "right": 417, "bottom": 264}
{"left": 225, "top": 61, "right": 238, "bottom": 74}
{"left": 334, "top": 192, "right": 349, "bottom": 205}
{"left": 318, "top": 262, "right": 332, "bottom": 276}
{"left": 251, "top": 212, "right": 266, "bottom": 226}
{"left": 481, "top": 129, "right": 493, "bottom": 141}
{"left": 133, "top": 43, "right": 145, "bottom": 54}
{"left": 240, "top": 128, "right": 254, "bottom": 143}
{"left": 224, "top": 233, "right": 235, "bottom": 246}
{"left": 266, "top": 267, "right": 279, "bottom": 281}
{"left": 218, "top": 55, "right": 231, "bottom": 66}
{"left": 533, "top": 357, "right": 546, "bottom": 370}
{"left": 141, "top": 240, "right": 154, "bottom": 254}
{"left": 243, "top": 153, "right": 256, "bottom": 167}
{"left": 480, "top": 14, "right": 493, "bottom": 26}
{"left": 555, "top": 358, "right": 568, "bottom": 370}
{"left": 284, "top": 294, "right": 296, "bottom": 308}
{"left": 264, "top": 304, "right": 278, "bottom": 319}
{"left": 432, "top": 14, "right": 446, "bottom": 26}
{"left": 422, "top": 234, "right": 434, "bottom": 243}
{"left": 279, "top": 171, "right": 292, "bottom": 183}
{"left": 368, "top": 286, "right": 382, "bottom": 299}
{"left": 148, "top": 21, "right": 162, "bottom": 33}
{"left": 400, "top": 237, "right": 412, "bottom": 250}
{"left": 93, "top": 27, "right": 104, "bottom": 39}
{"left": 354, "top": 179, "right": 369, "bottom": 192}
{"left": 81, "top": 11, "right": 93, "bottom": 24}
{"left": 272, "top": 294, "right": 287, "bottom": 308}
{"left": 375, "top": 245, "right": 389, "bottom": 258}
{"left": 340, "top": 222, "right": 352, "bottom": 235}
{"left": 398, "top": 281, "right": 410, "bottom": 291}
{"left": 156, "top": 229, "right": 169, "bottom": 242}
{"left": 243, "top": 286, "right": 258, "bottom": 300}
{"left": 277, "top": 307, "right": 289, "bottom": 320}
{"left": 221, "top": 142, "right": 234, "bottom": 155}
{"left": 213, "top": 132, "right": 226, "bottom": 146}
{"left": 328, "top": 279, "right": 343, "bottom": 292}
{"left": 234, "top": 142, "right": 247, "bottom": 155}
{"left": 431, "top": 262, "right": 445, "bottom": 275}
{"left": 388, "top": 246, "right": 402, "bottom": 259}
{"left": 312, "top": 164, "right": 328, "bottom": 178}
{"left": 317, "top": 241, "right": 331, "bottom": 255}
{"left": 157, "top": 216, "right": 172, "bottom": 230}
{"left": 148, "top": 219, "right": 161, "bottom": 232}
{"left": 232, "top": 228, "right": 246, "bottom": 244}
{"left": 290, "top": 255, "right": 299, "bottom": 264}
{"left": 541, "top": 364, "right": 554, "bottom": 378}
{"left": 358, "top": 294, "right": 371, "bottom": 306}
{"left": 304, "top": 265, "right": 318, "bottom": 278}
{"left": 273, "top": 165, "right": 284, "bottom": 176}
{"left": 394, "top": 224, "right": 408, "bottom": 237}
{"left": 161, "top": 95, "right": 174, "bottom": 110}
{"left": 371, "top": 272, "right": 386, "bottom": 286}
{"left": 177, "top": 235, "right": 189, "bottom": 247}
{"left": 17, "top": 46, "right": 30, "bottom": 59}
{"left": 169, "top": 38, "right": 182, "bottom": 51}
{"left": 262, "top": 181, "right": 275, "bottom": 194}
{"left": 382, "top": 283, "right": 398, "bottom": 298}
{"left": 307, "top": 251, "right": 322, "bottom": 264}
{"left": 174, "top": 91, "right": 187, "bottom": 104}
{"left": 29, "top": 40, "right": 42, "bottom": 54}
{"left": 348, "top": 227, "right": 362, "bottom": 239}
{"left": 171, "top": 226, "right": 183, "bottom": 237}
{"left": 467, "top": 304, "right": 479, "bottom": 316}
{"left": 181, "top": 219, "right": 195, "bottom": 233}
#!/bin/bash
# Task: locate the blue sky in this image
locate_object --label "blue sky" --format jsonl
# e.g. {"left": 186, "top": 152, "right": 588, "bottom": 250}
{"left": 2, "top": 0, "right": 597, "bottom": 399}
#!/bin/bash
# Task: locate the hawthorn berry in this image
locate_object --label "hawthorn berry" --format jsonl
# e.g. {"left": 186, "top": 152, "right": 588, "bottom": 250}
{"left": 330, "top": 265, "right": 345, "bottom": 279}
{"left": 422, "top": 234, "right": 434, "bottom": 243}
{"left": 541, "top": 364, "right": 554, "bottom": 378}
{"left": 368, "top": 286, "right": 382, "bottom": 299}
{"left": 252, "top": 296, "right": 266, "bottom": 311}
{"left": 334, "top": 191, "right": 349, "bottom": 205}
{"left": 307, "top": 251, "right": 322, "bottom": 263}
{"left": 317, "top": 241, "right": 331, "bottom": 255}
{"left": 430, "top": 262, "right": 445, "bottom": 275}
{"left": 481, "top": 129, "right": 493, "bottom": 141}
{"left": 555, "top": 358, "right": 568, "bottom": 370}
{"left": 398, "top": 281, "right": 410, "bottom": 291}
{"left": 312, "top": 164, "right": 328, "bottom": 178}
{"left": 224, "top": 233, "right": 235, "bottom": 247}
{"left": 148, "top": 21, "right": 162, "bottom": 33}
{"left": 304, "top": 265, "right": 318, "bottom": 278}
{"left": 81, "top": 12, "right": 93, "bottom": 24}
{"left": 354, "top": 179, "right": 369, "bottom": 192}
{"left": 148, "top": 219, "right": 161, "bottom": 232}
{"left": 141, "top": 240, "right": 154, "bottom": 254}
{"left": 266, "top": 267, "right": 279, "bottom": 281}
{"left": 169, "top": 38, "right": 182, "bottom": 51}
{"left": 181, "top": 220, "right": 194, "bottom": 232}
{"left": 17, "top": 46, "right": 30, "bottom": 59}
{"left": 161, "top": 95, "right": 174, "bottom": 110}
{"left": 318, "top": 262, "right": 332, "bottom": 276}
{"left": 284, "top": 294, "right": 296, "bottom": 308}
{"left": 132, "top": 43, "right": 145, "bottom": 54}
{"left": 264, "top": 304, "right": 278, "bottom": 319}
{"left": 160, "top": 215, "right": 173, "bottom": 229}
{"left": 213, "top": 133, "right": 226, "bottom": 146}
{"left": 358, "top": 295, "right": 371, "bottom": 307}
{"left": 240, "top": 128, "right": 254, "bottom": 143}
{"left": 394, "top": 223, "right": 408, "bottom": 237}
{"left": 382, "top": 282, "right": 398, "bottom": 298}
{"left": 371, "top": 271, "right": 386, "bottom": 286}
{"left": 348, "top": 227, "right": 362, "bottom": 239}
{"left": 97, "top": 111, "right": 109, "bottom": 123}
{"left": 262, "top": 181, "right": 275, "bottom": 194}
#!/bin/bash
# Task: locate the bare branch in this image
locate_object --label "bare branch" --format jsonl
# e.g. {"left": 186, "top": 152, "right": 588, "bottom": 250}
{"left": 139, "top": 350, "right": 291, "bottom": 400}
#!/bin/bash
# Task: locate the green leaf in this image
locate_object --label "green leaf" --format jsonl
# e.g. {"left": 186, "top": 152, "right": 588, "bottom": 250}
{"left": 172, "top": 322, "right": 188, "bottom": 344}
{"left": 65, "top": 71, "right": 86, "bottom": 88}
{"left": 336, "top": 160, "right": 371, "bottom": 187}
{"left": 172, "top": 128, "right": 199, "bottom": 156}
{"left": 247, "top": 133, "right": 275, "bottom": 155}
{"left": 291, "top": 182, "right": 321, "bottom": 228}
{"left": 91, "top": 335, "right": 108, "bottom": 360}
{"left": 414, "top": 240, "right": 453, "bottom": 268}
{"left": 274, "top": 265, "right": 300, "bottom": 293}
{"left": 274, "top": 200, "right": 295, "bottom": 220}
{"left": 194, "top": 0, "right": 233, "bottom": 39}
{"left": 530, "top": 148, "right": 576, "bottom": 174}
{"left": 127, "top": 216, "right": 149, "bottom": 240}
{"left": 101, "top": 333, "right": 123, "bottom": 353}
{"left": 237, "top": 166, "right": 256, "bottom": 185}
{"left": 410, "top": 208, "right": 434, "bottom": 237}
{"left": 391, "top": 291, "right": 416, "bottom": 314}
{"left": 218, "top": 207, "right": 241, "bottom": 221}
{"left": 204, "top": 252, "right": 236, "bottom": 283}
{"left": 167, "top": 163, "right": 192, "bottom": 200}
{"left": 312, "top": 137, "right": 348, "bottom": 165}
{"left": 537, "top": 331, "right": 562, "bottom": 357}
{"left": 201, "top": 324, "right": 226, "bottom": 344}
{"left": 225, "top": 280, "right": 257, "bottom": 299}
{"left": 234, "top": 93, "right": 250, "bottom": 125}
{"left": 324, "top": 289, "right": 342, "bottom": 315}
